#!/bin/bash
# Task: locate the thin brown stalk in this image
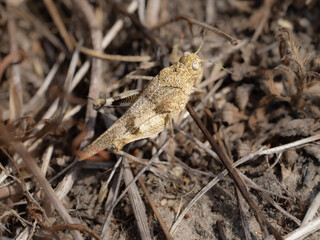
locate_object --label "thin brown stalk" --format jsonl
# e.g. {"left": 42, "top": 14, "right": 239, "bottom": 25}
{"left": 0, "top": 123, "right": 83, "bottom": 240}
{"left": 251, "top": 0, "right": 275, "bottom": 42}
{"left": 109, "top": 0, "right": 168, "bottom": 54}
{"left": 0, "top": 50, "right": 24, "bottom": 82}
{"left": 170, "top": 134, "right": 320, "bottom": 235}
{"left": 152, "top": 15, "right": 239, "bottom": 46}
{"left": 135, "top": 169, "right": 174, "bottom": 240}
{"left": 10, "top": 6, "right": 66, "bottom": 51}
{"left": 30, "top": 208, "right": 102, "bottom": 240}
{"left": 285, "top": 217, "right": 320, "bottom": 240}
{"left": 7, "top": 4, "right": 23, "bottom": 121}
{"left": 145, "top": 0, "right": 161, "bottom": 28}
{"left": 104, "top": 140, "right": 170, "bottom": 227}
{"left": 122, "top": 160, "right": 151, "bottom": 240}
{"left": 42, "top": 0, "right": 73, "bottom": 52}
{"left": 72, "top": 38, "right": 151, "bottom": 62}
{"left": 72, "top": 0, "right": 103, "bottom": 149}
{"left": 101, "top": 163, "right": 123, "bottom": 239}
{"left": 235, "top": 188, "right": 253, "bottom": 240}
{"left": 186, "top": 102, "right": 283, "bottom": 240}
{"left": 216, "top": 220, "right": 227, "bottom": 240}
{"left": 301, "top": 192, "right": 320, "bottom": 226}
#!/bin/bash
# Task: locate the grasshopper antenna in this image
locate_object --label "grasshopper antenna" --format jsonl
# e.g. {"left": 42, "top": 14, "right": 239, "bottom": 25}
{"left": 195, "top": 40, "right": 203, "bottom": 54}
{"left": 201, "top": 59, "right": 238, "bottom": 78}
{"left": 195, "top": 30, "right": 205, "bottom": 54}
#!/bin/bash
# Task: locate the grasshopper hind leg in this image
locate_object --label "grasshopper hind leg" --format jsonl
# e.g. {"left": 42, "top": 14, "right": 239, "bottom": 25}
{"left": 116, "top": 113, "right": 171, "bottom": 150}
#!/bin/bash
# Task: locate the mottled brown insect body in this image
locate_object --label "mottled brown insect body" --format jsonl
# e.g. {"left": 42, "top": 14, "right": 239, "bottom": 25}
{"left": 79, "top": 52, "right": 202, "bottom": 160}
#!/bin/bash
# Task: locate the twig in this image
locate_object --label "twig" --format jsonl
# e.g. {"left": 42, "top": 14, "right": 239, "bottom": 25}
{"left": 72, "top": 0, "right": 139, "bottom": 96}
{"left": 73, "top": 0, "right": 103, "bottom": 149}
{"left": 29, "top": 220, "right": 37, "bottom": 240}
{"left": 262, "top": 192, "right": 301, "bottom": 226}
{"left": 0, "top": 160, "right": 36, "bottom": 207}
{"left": 137, "top": 0, "right": 145, "bottom": 24}
{"left": 206, "top": 38, "right": 248, "bottom": 66}
{"left": 42, "top": 0, "right": 73, "bottom": 51}
{"left": 24, "top": 53, "right": 65, "bottom": 114}
{"left": 10, "top": 6, "right": 66, "bottom": 51}
{"left": 0, "top": 181, "right": 32, "bottom": 200}
{"left": 236, "top": 188, "right": 253, "bottom": 240}
{"left": 135, "top": 169, "right": 173, "bottom": 240}
{"left": 70, "top": 1, "right": 145, "bottom": 64}
{"left": 16, "top": 226, "right": 32, "bottom": 239}
{"left": 185, "top": 102, "right": 283, "bottom": 240}
{"left": 101, "top": 163, "right": 123, "bottom": 239}
{"left": 175, "top": 185, "right": 198, "bottom": 220}
{"left": 98, "top": 157, "right": 123, "bottom": 203}
{"left": 72, "top": 39, "right": 151, "bottom": 62}
{"left": 43, "top": 164, "right": 82, "bottom": 215}
{"left": 177, "top": 129, "right": 219, "bottom": 162}
{"left": 160, "top": 143, "right": 217, "bottom": 178}
{"left": 284, "top": 217, "right": 320, "bottom": 240}
{"left": 206, "top": 0, "right": 216, "bottom": 23}
{"left": 179, "top": 129, "right": 292, "bottom": 200}
{"left": 109, "top": 0, "right": 168, "bottom": 55}
{"left": 301, "top": 192, "right": 320, "bottom": 226}
{"left": 145, "top": 0, "right": 161, "bottom": 28}
{"left": 122, "top": 159, "right": 151, "bottom": 240}
{"left": 152, "top": 15, "right": 238, "bottom": 46}
{"left": 0, "top": 124, "right": 83, "bottom": 240}
{"left": 30, "top": 210, "right": 102, "bottom": 240}
{"left": 102, "top": 1, "right": 138, "bottom": 48}
{"left": 105, "top": 140, "right": 170, "bottom": 222}
{"left": 216, "top": 220, "right": 227, "bottom": 240}
{"left": 53, "top": 4, "right": 104, "bottom": 221}
{"left": 0, "top": 50, "right": 24, "bottom": 81}
{"left": 170, "top": 134, "right": 320, "bottom": 236}
{"left": 48, "top": 159, "right": 79, "bottom": 184}
{"left": 7, "top": 3, "right": 23, "bottom": 121}
{"left": 40, "top": 145, "right": 54, "bottom": 178}
{"left": 251, "top": 0, "right": 275, "bottom": 42}
{"left": 240, "top": 173, "right": 289, "bottom": 200}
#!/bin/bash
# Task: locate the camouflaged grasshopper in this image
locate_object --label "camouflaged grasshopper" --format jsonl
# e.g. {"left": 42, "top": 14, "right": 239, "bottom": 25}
{"left": 79, "top": 50, "right": 203, "bottom": 161}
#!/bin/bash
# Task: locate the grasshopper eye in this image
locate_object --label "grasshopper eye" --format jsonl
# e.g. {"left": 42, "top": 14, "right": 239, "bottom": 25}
{"left": 192, "top": 61, "right": 200, "bottom": 70}
{"left": 183, "top": 52, "right": 191, "bottom": 56}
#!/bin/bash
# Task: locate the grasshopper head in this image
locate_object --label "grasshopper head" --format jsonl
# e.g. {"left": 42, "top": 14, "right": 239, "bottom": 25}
{"left": 179, "top": 52, "right": 202, "bottom": 79}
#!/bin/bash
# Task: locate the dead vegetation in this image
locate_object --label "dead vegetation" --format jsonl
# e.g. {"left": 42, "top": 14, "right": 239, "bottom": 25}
{"left": 0, "top": 0, "right": 320, "bottom": 239}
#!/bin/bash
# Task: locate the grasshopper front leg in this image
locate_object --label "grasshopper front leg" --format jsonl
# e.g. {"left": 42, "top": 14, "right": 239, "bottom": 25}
{"left": 90, "top": 89, "right": 142, "bottom": 110}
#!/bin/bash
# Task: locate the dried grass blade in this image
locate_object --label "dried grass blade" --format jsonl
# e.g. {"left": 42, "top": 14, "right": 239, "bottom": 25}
{"left": 0, "top": 124, "right": 83, "bottom": 240}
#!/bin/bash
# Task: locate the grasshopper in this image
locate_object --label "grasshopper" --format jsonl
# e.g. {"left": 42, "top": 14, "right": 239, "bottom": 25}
{"left": 79, "top": 51, "right": 203, "bottom": 161}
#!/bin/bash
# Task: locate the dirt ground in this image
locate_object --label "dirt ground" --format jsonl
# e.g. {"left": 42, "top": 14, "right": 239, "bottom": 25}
{"left": 0, "top": 0, "right": 320, "bottom": 239}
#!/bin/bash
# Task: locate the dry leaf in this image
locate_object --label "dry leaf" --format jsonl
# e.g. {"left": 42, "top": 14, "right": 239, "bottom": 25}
{"left": 248, "top": 107, "right": 268, "bottom": 132}
{"left": 236, "top": 84, "right": 254, "bottom": 110}
{"left": 274, "top": 118, "right": 320, "bottom": 137}
{"left": 304, "top": 145, "right": 320, "bottom": 163}
{"left": 221, "top": 102, "right": 248, "bottom": 125}
{"left": 223, "top": 122, "right": 245, "bottom": 142}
